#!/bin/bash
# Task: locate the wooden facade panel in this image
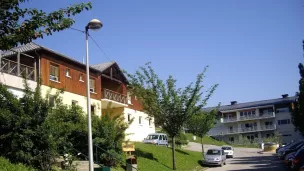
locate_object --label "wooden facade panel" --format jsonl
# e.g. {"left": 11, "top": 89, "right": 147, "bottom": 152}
{"left": 129, "top": 96, "right": 143, "bottom": 111}
{"left": 40, "top": 53, "right": 101, "bottom": 100}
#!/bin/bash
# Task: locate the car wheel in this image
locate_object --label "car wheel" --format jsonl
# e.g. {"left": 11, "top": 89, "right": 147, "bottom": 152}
{"left": 224, "top": 160, "right": 226, "bottom": 165}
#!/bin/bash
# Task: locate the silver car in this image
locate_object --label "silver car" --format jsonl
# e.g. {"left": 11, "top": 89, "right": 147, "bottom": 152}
{"left": 203, "top": 149, "right": 227, "bottom": 167}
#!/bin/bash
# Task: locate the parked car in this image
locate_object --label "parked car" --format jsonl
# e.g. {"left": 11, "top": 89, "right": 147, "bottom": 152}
{"left": 300, "top": 165, "right": 304, "bottom": 171}
{"left": 291, "top": 147, "right": 304, "bottom": 171}
{"left": 277, "top": 142, "right": 293, "bottom": 153}
{"left": 221, "top": 146, "right": 234, "bottom": 158}
{"left": 284, "top": 151, "right": 296, "bottom": 167}
{"left": 278, "top": 140, "right": 304, "bottom": 160}
{"left": 142, "top": 133, "right": 168, "bottom": 146}
{"left": 203, "top": 149, "right": 226, "bottom": 167}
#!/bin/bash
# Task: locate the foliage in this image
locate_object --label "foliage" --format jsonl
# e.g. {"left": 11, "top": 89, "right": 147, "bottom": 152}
{"left": 0, "top": 0, "right": 92, "bottom": 50}
{"left": 92, "top": 110, "right": 130, "bottom": 167}
{"left": 186, "top": 109, "right": 218, "bottom": 156}
{"left": 262, "top": 132, "right": 282, "bottom": 144}
{"left": 0, "top": 81, "right": 58, "bottom": 170}
{"left": 291, "top": 62, "right": 304, "bottom": 136}
{"left": 125, "top": 63, "right": 218, "bottom": 170}
{"left": 134, "top": 142, "right": 204, "bottom": 171}
{"left": 0, "top": 157, "right": 36, "bottom": 171}
{"left": 168, "top": 132, "right": 188, "bottom": 147}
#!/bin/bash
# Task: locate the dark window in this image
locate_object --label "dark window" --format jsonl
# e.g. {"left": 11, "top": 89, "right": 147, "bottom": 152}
{"left": 72, "top": 100, "right": 78, "bottom": 106}
{"left": 252, "top": 110, "right": 256, "bottom": 115}
{"left": 240, "top": 112, "right": 243, "bottom": 116}
{"left": 139, "top": 116, "right": 142, "bottom": 124}
{"left": 128, "top": 114, "right": 131, "bottom": 122}
{"left": 287, "top": 119, "right": 290, "bottom": 124}
{"left": 49, "top": 95, "right": 55, "bottom": 107}
{"left": 278, "top": 119, "right": 290, "bottom": 125}
{"left": 91, "top": 105, "right": 95, "bottom": 115}
{"left": 149, "top": 119, "right": 152, "bottom": 126}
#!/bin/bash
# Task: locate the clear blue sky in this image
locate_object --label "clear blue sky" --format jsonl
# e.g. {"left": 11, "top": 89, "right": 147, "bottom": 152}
{"left": 22, "top": 0, "right": 304, "bottom": 107}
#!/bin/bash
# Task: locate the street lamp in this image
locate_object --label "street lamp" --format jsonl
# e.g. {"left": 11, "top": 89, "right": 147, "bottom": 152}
{"left": 85, "top": 19, "right": 102, "bottom": 171}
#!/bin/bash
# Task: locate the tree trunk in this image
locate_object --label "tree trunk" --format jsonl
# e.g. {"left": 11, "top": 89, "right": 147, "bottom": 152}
{"left": 172, "top": 136, "right": 176, "bottom": 170}
{"left": 200, "top": 136, "right": 204, "bottom": 158}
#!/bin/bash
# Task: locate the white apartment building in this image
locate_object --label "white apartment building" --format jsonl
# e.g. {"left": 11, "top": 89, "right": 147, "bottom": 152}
{"left": 207, "top": 94, "right": 303, "bottom": 144}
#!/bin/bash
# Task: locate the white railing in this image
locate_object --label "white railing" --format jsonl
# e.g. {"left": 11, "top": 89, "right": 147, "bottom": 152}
{"left": 0, "top": 58, "right": 35, "bottom": 80}
{"left": 102, "top": 89, "right": 127, "bottom": 104}
{"left": 210, "top": 125, "right": 277, "bottom": 136}
{"left": 222, "top": 117, "right": 237, "bottom": 123}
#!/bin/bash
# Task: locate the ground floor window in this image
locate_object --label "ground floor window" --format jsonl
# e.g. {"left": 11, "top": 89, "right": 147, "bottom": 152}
{"left": 229, "top": 137, "right": 234, "bottom": 143}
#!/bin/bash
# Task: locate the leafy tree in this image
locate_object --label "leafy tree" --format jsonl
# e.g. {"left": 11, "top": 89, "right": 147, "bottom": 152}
{"left": 125, "top": 63, "right": 218, "bottom": 170}
{"left": 92, "top": 109, "right": 130, "bottom": 167}
{"left": 291, "top": 62, "right": 304, "bottom": 135}
{"left": 0, "top": 0, "right": 92, "bottom": 50}
{"left": 186, "top": 109, "right": 218, "bottom": 157}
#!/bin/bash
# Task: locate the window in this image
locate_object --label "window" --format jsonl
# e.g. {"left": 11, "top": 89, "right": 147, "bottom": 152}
{"left": 72, "top": 100, "right": 78, "bottom": 106}
{"left": 240, "top": 112, "right": 243, "bottom": 116}
{"left": 134, "top": 96, "right": 137, "bottom": 100}
{"left": 128, "top": 114, "right": 131, "bottom": 122}
{"left": 139, "top": 116, "right": 142, "bottom": 124}
{"left": 229, "top": 137, "right": 234, "bottom": 143}
{"left": 159, "top": 135, "right": 163, "bottom": 140}
{"left": 252, "top": 110, "right": 256, "bottom": 115}
{"left": 149, "top": 118, "right": 152, "bottom": 126}
{"left": 282, "top": 134, "right": 292, "bottom": 137}
{"left": 49, "top": 95, "right": 55, "bottom": 107}
{"left": 91, "top": 105, "right": 95, "bottom": 115}
{"left": 79, "top": 74, "right": 84, "bottom": 82}
{"left": 278, "top": 119, "right": 291, "bottom": 125}
{"left": 127, "top": 92, "right": 132, "bottom": 104}
{"left": 276, "top": 107, "right": 290, "bottom": 113}
{"left": 50, "top": 64, "right": 59, "bottom": 81}
{"left": 66, "top": 68, "right": 71, "bottom": 77}
{"left": 90, "top": 79, "right": 95, "bottom": 93}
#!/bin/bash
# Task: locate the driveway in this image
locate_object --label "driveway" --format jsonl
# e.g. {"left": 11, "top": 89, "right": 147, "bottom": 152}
{"left": 185, "top": 142, "right": 286, "bottom": 171}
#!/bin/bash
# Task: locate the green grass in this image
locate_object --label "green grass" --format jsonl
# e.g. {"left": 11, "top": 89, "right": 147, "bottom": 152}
{"left": 185, "top": 133, "right": 227, "bottom": 146}
{"left": 0, "top": 157, "right": 36, "bottom": 171}
{"left": 133, "top": 142, "right": 205, "bottom": 171}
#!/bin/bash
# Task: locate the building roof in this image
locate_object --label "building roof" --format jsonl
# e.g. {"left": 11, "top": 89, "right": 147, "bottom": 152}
{"left": 204, "top": 96, "right": 296, "bottom": 112}
{"left": 91, "top": 62, "right": 116, "bottom": 72}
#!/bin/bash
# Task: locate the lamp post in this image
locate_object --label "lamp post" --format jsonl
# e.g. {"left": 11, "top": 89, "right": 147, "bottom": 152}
{"left": 85, "top": 19, "right": 103, "bottom": 171}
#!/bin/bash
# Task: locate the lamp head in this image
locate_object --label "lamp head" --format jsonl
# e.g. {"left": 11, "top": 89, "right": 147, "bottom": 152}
{"left": 86, "top": 19, "right": 102, "bottom": 30}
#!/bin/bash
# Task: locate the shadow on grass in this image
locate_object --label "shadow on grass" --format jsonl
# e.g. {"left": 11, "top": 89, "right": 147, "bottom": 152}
{"left": 175, "top": 149, "right": 190, "bottom": 155}
{"left": 134, "top": 149, "right": 171, "bottom": 169}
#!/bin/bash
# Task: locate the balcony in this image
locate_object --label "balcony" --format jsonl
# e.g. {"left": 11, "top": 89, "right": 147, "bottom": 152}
{"left": 209, "top": 125, "right": 277, "bottom": 136}
{"left": 222, "top": 117, "right": 237, "bottom": 123}
{"left": 0, "top": 58, "right": 35, "bottom": 81}
{"left": 101, "top": 88, "right": 128, "bottom": 109}
{"left": 221, "top": 112, "right": 275, "bottom": 123}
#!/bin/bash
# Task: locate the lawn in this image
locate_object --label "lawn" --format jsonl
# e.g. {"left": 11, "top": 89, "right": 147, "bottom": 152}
{"left": 133, "top": 142, "right": 204, "bottom": 171}
{"left": 185, "top": 133, "right": 227, "bottom": 146}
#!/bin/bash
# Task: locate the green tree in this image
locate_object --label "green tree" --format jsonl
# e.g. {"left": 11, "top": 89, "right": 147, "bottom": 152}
{"left": 125, "top": 63, "right": 218, "bottom": 170}
{"left": 291, "top": 62, "right": 304, "bottom": 135}
{"left": 186, "top": 109, "right": 218, "bottom": 157}
{"left": 0, "top": 0, "right": 92, "bottom": 50}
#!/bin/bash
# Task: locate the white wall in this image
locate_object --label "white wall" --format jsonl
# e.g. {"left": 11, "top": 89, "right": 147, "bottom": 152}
{"left": 124, "top": 108, "right": 155, "bottom": 142}
{"left": 40, "top": 85, "right": 102, "bottom": 116}
{"left": 0, "top": 72, "right": 37, "bottom": 98}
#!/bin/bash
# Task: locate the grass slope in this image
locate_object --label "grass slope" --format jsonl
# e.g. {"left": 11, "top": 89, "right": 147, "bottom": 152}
{"left": 185, "top": 133, "right": 227, "bottom": 146}
{"left": 134, "top": 143, "right": 204, "bottom": 171}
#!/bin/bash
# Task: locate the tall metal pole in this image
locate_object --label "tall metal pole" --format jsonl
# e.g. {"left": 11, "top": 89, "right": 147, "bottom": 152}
{"left": 85, "top": 28, "right": 94, "bottom": 171}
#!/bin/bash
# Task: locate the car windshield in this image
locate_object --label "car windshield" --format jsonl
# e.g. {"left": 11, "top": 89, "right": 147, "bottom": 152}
{"left": 146, "top": 135, "right": 159, "bottom": 140}
{"left": 207, "top": 150, "right": 220, "bottom": 155}
{"left": 289, "top": 141, "right": 304, "bottom": 149}
{"left": 222, "top": 147, "right": 232, "bottom": 150}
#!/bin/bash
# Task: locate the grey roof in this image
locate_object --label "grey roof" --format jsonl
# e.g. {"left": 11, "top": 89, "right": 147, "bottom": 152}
{"left": 204, "top": 96, "right": 296, "bottom": 112}
{"left": 91, "top": 62, "right": 115, "bottom": 72}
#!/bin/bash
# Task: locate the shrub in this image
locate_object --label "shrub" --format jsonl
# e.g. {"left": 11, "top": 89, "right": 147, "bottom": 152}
{"left": 168, "top": 133, "right": 189, "bottom": 147}
{"left": 0, "top": 157, "right": 36, "bottom": 171}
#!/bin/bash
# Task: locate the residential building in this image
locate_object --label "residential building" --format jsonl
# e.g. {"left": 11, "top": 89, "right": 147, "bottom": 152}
{"left": 0, "top": 43, "right": 155, "bottom": 142}
{"left": 206, "top": 94, "right": 302, "bottom": 144}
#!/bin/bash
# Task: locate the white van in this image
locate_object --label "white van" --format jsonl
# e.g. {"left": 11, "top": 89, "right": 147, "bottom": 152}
{"left": 143, "top": 133, "right": 168, "bottom": 146}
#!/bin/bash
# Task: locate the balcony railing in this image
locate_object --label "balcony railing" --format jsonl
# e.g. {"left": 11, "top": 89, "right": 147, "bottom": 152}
{"left": 102, "top": 88, "right": 127, "bottom": 104}
{"left": 0, "top": 58, "right": 35, "bottom": 81}
{"left": 222, "top": 117, "right": 237, "bottom": 123}
{"left": 209, "top": 125, "right": 277, "bottom": 136}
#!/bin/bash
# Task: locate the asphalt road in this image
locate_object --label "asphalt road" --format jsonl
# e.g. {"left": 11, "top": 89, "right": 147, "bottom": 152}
{"left": 184, "top": 142, "right": 286, "bottom": 171}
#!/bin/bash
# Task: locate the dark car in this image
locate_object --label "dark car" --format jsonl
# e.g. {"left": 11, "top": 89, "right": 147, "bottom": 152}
{"left": 291, "top": 148, "right": 304, "bottom": 171}
{"left": 278, "top": 140, "right": 304, "bottom": 160}
{"left": 284, "top": 151, "right": 296, "bottom": 167}
{"left": 277, "top": 142, "right": 293, "bottom": 153}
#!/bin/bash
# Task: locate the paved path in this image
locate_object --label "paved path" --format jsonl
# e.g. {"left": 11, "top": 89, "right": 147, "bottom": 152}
{"left": 184, "top": 142, "right": 286, "bottom": 171}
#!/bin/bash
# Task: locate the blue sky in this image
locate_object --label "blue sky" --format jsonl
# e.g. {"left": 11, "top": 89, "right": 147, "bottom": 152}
{"left": 22, "top": 0, "right": 304, "bottom": 107}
